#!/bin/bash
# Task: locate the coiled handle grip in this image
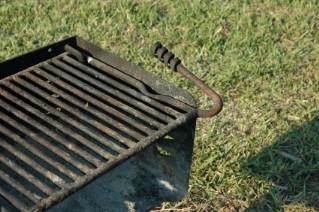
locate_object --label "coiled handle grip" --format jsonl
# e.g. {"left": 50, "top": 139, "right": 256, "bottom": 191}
{"left": 152, "top": 42, "right": 223, "bottom": 118}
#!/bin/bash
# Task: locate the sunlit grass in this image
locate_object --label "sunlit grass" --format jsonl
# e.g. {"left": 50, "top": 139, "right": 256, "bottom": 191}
{"left": 1, "top": 0, "right": 318, "bottom": 211}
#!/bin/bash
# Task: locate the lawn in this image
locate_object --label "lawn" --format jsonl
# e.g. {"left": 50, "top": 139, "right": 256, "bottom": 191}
{"left": 0, "top": 0, "right": 318, "bottom": 211}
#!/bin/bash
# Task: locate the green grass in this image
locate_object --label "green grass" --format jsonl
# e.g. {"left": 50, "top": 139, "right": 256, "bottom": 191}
{"left": 1, "top": 0, "right": 318, "bottom": 211}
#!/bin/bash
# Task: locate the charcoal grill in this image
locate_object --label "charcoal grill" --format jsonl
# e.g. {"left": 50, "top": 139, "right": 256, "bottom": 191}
{"left": 0, "top": 36, "right": 222, "bottom": 211}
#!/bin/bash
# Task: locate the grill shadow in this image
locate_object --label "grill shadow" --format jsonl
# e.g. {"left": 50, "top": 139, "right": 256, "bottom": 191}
{"left": 244, "top": 115, "right": 319, "bottom": 211}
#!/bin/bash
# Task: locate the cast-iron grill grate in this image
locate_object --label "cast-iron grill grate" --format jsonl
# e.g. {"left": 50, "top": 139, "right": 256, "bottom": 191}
{"left": 0, "top": 37, "right": 222, "bottom": 211}
{"left": 0, "top": 42, "right": 197, "bottom": 211}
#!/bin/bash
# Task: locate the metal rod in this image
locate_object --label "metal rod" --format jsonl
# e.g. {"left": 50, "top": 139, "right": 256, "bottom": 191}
{"left": 177, "top": 64, "right": 223, "bottom": 117}
{"left": 0, "top": 154, "right": 54, "bottom": 196}
{"left": 27, "top": 74, "right": 145, "bottom": 139}
{"left": 53, "top": 58, "right": 174, "bottom": 124}
{"left": 84, "top": 55, "right": 193, "bottom": 112}
{"left": 0, "top": 169, "right": 40, "bottom": 203}
{"left": 0, "top": 138, "right": 65, "bottom": 188}
{"left": 0, "top": 113, "right": 78, "bottom": 181}
{"left": 42, "top": 63, "right": 166, "bottom": 128}
{"left": 31, "top": 67, "right": 158, "bottom": 133}
{"left": 0, "top": 97, "right": 93, "bottom": 174}
{"left": 15, "top": 75, "right": 138, "bottom": 148}
{"left": 20, "top": 73, "right": 145, "bottom": 140}
{"left": 0, "top": 185, "right": 29, "bottom": 212}
{"left": 0, "top": 137, "right": 65, "bottom": 188}
{"left": 34, "top": 108, "right": 197, "bottom": 211}
{"left": 62, "top": 55, "right": 182, "bottom": 118}
{"left": 152, "top": 42, "right": 223, "bottom": 118}
{"left": 7, "top": 78, "right": 131, "bottom": 153}
{"left": 7, "top": 79, "right": 119, "bottom": 159}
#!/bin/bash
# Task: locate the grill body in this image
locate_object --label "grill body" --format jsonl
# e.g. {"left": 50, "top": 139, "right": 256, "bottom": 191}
{"left": 0, "top": 37, "right": 197, "bottom": 211}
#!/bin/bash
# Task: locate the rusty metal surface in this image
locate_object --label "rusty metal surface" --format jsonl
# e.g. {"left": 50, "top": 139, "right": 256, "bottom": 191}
{"left": 49, "top": 122, "right": 196, "bottom": 212}
{"left": 152, "top": 42, "right": 223, "bottom": 118}
{"left": 0, "top": 38, "right": 197, "bottom": 211}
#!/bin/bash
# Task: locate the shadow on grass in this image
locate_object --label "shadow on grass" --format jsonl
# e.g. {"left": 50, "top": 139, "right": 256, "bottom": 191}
{"left": 244, "top": 115, "right": 319, "bottom": 211}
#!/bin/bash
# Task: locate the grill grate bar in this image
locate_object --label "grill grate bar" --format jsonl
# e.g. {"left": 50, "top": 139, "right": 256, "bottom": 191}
{"left": 53, "top": 58, "right": 175, "bottom": 123}
{"left": 2, "top": 78, "right": 118, "bottom": 159}
{"left": 0, "top": 154, "right": 54, "bottom": 196}
{"left": 0, "top": 169, "right": 39, "bottom": 204}
{"left": 0, "top": 112, "right": 78, "bottom": 180}
{"left": 0, "top": 97, "right": 93, "bottom": 174}
{"left": 30, "top": 68, "right": 156, "bottom": 133}
{"left": 21, "top": 72, "right": 146, "bottom": 140}
{"left": 62, "top": 55, "right": 183, "bottom": 118}
{"left": 86, "top": 56, "right": 193, "bottom": 113}
{"left": 8, "top": 77, "right": 133, "bottom": 153}
{"left": 0, "top": 136, "right": 64, "bottom": 188}
{"left": 0, "top": 185, "right": 29, "bottom": 212}
{"left": 41, "top": 62, "right": 166, "bottom": 128}
{"left": 17, "top": 77, "right": 138, "bottom": 148}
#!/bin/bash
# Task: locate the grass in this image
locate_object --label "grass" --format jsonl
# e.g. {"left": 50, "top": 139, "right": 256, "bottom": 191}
{"left": 0, "top": 0, "right": 318, "bottom": 211}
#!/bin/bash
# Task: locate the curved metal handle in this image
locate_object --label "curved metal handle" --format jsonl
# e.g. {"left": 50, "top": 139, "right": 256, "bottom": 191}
{"left": 152, "top": 42, "right": 223, "bottom": 118}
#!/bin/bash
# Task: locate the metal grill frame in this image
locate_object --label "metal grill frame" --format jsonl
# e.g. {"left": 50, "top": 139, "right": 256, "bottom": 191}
{"left": 0, "top": 36, "right": 198, "bottom": 211}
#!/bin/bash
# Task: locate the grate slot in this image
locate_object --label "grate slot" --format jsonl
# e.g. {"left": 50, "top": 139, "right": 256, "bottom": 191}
{"left": 41, "top": 63, "right": 166, "bottom": 128}
{"left": 4, "top": 80, "right": 117, "bottom": 159}
{"left": 0, "top": 185, "right": 29, "bottom": 212}
{"left": 6, "top": 78, "right": 132, "bottom": 153}
{"left": 85, "top": 56, "right": 192, "bottom": 113}
{"left": 20, "top": 74, "right": 146, "bottom": 140}
{"left": 0, "top": 169, "right": 40, "bottom": 204}
{"left": 52, "top": 58, "right": 175, "bottom": 123}
{"left": 0, "top": 177, "right": 36, "bottom": 209}
{"left": 26, "top": 71, "right": 149, "bottom": 137}
{"left": 0, "top": 116, "right": 77, "bottom": 181}
{"left": 0, "top": 154, "right": 54, "bottom": 196}
{"left": 30, "top": 69, "right": 158, "bottom": 133}
{"left": 13, "top": 77, "right": 141, "bottom": 144}
{"left": 0, "top": 106, "right": 94, "bottom": 179}
{"left": 0, "top": 161, "right": 48, "bottom": 200}
{"left": 0, "top": 137, "right": 64, "bottom": 189}
{"left": 62, "top": 55, "right": 183, "bottom": 118}
{"left": 0, "top": 192, "right": 20, "bottom": 212}
{"left": 0, "top": 96, "right": 93, "bottom": 174}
